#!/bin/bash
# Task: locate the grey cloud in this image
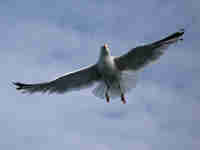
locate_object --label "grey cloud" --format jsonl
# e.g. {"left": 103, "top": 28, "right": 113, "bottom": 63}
{"left": 0, "top": 0, "right": 199, "bottom": 150}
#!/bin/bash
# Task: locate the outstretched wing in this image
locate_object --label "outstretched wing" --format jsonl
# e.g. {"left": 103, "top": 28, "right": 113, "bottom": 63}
{"left": 13, "top": 65, "right": 101, "bottom": 94}
{"left": 114, "top": 29, "right": 184, "bottom": 71}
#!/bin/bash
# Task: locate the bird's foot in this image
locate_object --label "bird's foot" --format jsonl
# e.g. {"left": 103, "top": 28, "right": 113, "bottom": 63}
{"left": 105, "top": 93, "right": 110, "bottom": 103}
{"left": 121, "top": 93, "right": 126, "bottom": 104}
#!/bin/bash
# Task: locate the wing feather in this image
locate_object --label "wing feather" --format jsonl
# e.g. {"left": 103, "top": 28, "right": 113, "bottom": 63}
{"left": 114, "top": 29, "right": 184, "bottom": 71}
{"left": 13, "top": 65, "right": 101, "bottom": 94}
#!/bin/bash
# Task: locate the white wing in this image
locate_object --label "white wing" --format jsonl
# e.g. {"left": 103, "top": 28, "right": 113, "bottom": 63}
{"left": 114, "top": 29, "right": 184, "bottom": 71}
{"left": 13, "top": 65, "right": 101, "bottom": 94}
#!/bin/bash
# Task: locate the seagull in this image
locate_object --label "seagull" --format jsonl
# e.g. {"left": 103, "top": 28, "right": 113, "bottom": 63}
{"left": 13, "top": 29, "right": 184, "bottom": 104}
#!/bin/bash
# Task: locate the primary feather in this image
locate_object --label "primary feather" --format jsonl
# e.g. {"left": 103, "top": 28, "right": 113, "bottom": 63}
{"left": 14, "top": 65, "right": 101, "bottom": 94}
{"left": 114, "top": 29, "right": 184, "bottom": 71}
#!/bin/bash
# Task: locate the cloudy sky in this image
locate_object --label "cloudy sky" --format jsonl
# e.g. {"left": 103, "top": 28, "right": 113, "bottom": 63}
{"left": 0, "top": 0, "right": 200, "bottom": 149}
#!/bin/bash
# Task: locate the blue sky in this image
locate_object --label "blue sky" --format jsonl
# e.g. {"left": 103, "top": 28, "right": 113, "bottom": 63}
{"left": 0, "top": 0, "right": 200, "bottom": 149}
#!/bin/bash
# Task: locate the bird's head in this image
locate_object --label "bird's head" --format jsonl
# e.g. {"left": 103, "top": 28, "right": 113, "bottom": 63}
{"left": 100, "top": 44, "right": 110, "bottom": 56}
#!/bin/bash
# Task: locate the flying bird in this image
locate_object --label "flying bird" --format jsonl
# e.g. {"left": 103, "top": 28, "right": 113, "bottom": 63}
{"left": 13, "top": 29, "right": 184, "bottom": 104}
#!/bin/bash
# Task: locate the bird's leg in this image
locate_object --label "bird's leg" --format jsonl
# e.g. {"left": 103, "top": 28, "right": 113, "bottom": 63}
{"left": 105, "top": 81, "right": 110, "bottom": 103}
{"left": 105, "top": 92, "right": 110, "bottom": 103}
{"left": 121, "top": 93, "right": 126, "bottom": 104}
{"left": 119, "top": 84, "right": 126, "bottom": 104}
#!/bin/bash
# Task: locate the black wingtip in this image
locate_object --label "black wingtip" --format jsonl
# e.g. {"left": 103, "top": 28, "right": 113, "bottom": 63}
{"left": 12, "top": 82, "right": 25, "bottom": 90}
{"left": 175, "top": 28, "right": 185, "bottom": 41}
{"left": 156, "top": 29, "right": 185, "bottom": 44}
{"left": 170, "top": 28, "right": 185, "bottom": 39}
{"left": 178, "top": 28, "right": 185, "bottom": 37}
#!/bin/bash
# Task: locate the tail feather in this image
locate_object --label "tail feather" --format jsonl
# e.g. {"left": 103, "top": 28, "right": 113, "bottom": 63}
{"left": 92, "top": 71, "right": 138, "bottom": 99}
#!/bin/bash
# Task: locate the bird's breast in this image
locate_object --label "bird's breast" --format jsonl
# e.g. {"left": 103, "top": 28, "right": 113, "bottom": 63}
{"left": 97, "top": 56, "right": 119, "bottom": 76}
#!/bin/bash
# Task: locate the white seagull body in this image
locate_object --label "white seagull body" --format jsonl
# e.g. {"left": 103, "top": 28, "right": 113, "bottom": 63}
{"left": 14, "top": 29, "right": 184, "bottom": 104}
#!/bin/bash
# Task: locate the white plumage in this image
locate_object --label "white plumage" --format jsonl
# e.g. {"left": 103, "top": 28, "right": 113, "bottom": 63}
{"left": 14, "top": 29, "right": 184, "bottom": 104}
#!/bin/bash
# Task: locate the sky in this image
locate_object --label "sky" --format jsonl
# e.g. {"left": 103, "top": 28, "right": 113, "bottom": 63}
{"left": 0, "top": 0, "right": 200, "bottom": 149}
